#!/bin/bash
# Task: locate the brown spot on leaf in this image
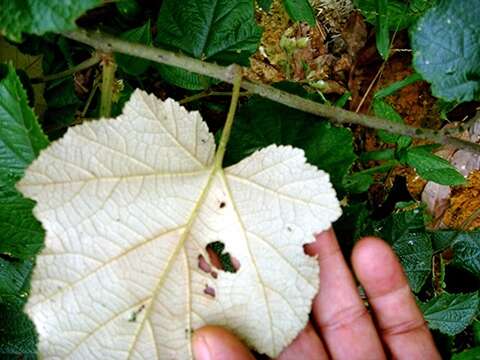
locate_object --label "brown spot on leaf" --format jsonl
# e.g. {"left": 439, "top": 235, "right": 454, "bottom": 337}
{"left": 198, "top": 254, "right": 212, "bottom": 274}
{"left": 204, "top": 285, "right": 216, "bottom": 298}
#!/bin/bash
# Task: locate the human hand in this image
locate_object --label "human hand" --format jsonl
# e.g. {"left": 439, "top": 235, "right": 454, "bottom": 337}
{"left": 192, "top": 229, "right": 441, "bottom": 359}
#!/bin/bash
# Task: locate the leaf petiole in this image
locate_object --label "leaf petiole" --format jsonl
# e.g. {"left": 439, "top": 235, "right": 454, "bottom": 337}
{"left": 179, "top": 90, "right": 250, "bottom": 105}
{"left": 31, "top": 52, "right": 101, "bottom": 83}
{"left": 355, "top": 160, "right": 399, "bottom": 176}
{"left": 214, "top": 66, "right": 243, "bottom": 170}
{"left": 99, "top": 53, "right": 117, "bottom": 118}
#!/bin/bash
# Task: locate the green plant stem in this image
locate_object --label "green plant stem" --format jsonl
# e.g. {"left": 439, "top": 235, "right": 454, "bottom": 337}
{"left": 81, "top": 75, "right": 101, "bottom": 117}
{"left": 375, "top": 0, "right": 390, "bottom": 60}
{"left": 360, "top": 148, "right": 396, "bottom": 162}
{"left": 179, "top": 90, "right": 249, "bottom": 105}
{"left": 374, "top": 73, "right": 423, "bottom": 99}
{"left": 62, "top": 29, "right": 480, "bottom": 155}
{"left": 31, "top": 52, "right": 100, "bottom": 83}
{"left": 357, "top": 160, "right": 399, "bottom": 175}
{"left": 214, "top": 66, "right": 243, "bottom": 169}
{"left": 100, "top": 54, "right": 116, "bottom": 118}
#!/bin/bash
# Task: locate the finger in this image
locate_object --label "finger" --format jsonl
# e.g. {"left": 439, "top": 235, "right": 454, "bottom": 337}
{"left": 193, "top": 326, "right": 255, "bottom": 360}
{"left": 352, "top": 237, "right": 441, "bottom": 359}
{"left": 305, "top": 228, "right": 385, "bottom": 359}
{"left": 277, "top": 322, "right": 329, "bottom": 360}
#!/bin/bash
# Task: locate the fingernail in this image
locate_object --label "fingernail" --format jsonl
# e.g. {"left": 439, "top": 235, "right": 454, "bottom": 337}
{"left": 193, "top": 334, "right": 212, "bottom": 360}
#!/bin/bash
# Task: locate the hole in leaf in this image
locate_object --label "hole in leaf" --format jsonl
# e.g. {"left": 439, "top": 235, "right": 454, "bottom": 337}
{"left": 302, "top": 238, "right": 318, "bottom": 257}
{"left": 219, "top": 201, "right": 226, "bottom": 208}
{"left": 203, "top": 284, "right": 216, "bottom": 298}
{"left": 206, "top": 241, "right": 240, "bottom": 273}
{"left": 128, "top": 304, "right": 145, "bottom": 322}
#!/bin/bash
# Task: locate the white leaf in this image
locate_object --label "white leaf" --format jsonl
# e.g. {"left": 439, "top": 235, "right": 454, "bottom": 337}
{"left": 18, "top": 89, "right": 341, "bottom": 359}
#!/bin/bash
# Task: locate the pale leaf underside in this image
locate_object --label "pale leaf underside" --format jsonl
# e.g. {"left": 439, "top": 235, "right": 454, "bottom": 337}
{"left": 18, "top": 90, "right": 341, "bottom": 359}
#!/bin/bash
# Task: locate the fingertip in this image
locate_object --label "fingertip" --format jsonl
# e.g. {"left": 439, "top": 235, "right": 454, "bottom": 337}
{"left": 352, "top": 237, "right": 440, "bottom": 359}
{"left": 352, "top": 236, "right": 390, "bottom": 260}
{"left": 309, "top": 231, "right": 386, "bottom": 358}
{"left": 277, "top": 323, "right": 328, "bottom": 360}
{"left": 193, "top": 326, "right": 254, "bottom": 360}
{"left": 352, "top": 237, "right": 407, "bottom": 297}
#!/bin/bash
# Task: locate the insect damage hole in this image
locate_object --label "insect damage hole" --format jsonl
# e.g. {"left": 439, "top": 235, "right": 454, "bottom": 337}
{"left": 206, "top": 241, "right": 240, "bottom": 273}
{"left": 128, "top": 304, "right": 146, "bottom": 322}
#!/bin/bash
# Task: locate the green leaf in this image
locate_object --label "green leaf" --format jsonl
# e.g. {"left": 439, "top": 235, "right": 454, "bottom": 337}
{"left": 225, "top": 96, "right": 356, "bottom": 190}
{"left": 282, "top": 0, "right": 316, "bottom": 26}
{"left": 355, "top": 0, "right": 436, "bottom": 30}
{"left": 0, "top": 304, "right": 37, "bottom": 358}
{"left": 411, "top": 0, "right": 480, "bottom": 102}
{"left": 343, "top": 172, "right": 374, "bottom": 194}
{"left": 0, "top": 258, "right": 32, "bottom": 308}
{"left": 428, "top": 230, "right": 480, "bottom": 277}
{"left": 451, "top": 231, "right": 480, "bottom": 278}
{"left": 0, "top": 64, "right": 48, "bottom": 175}
{"left": 452, "top": 347, "right": 480, "bottom": 360}
{"left": 409, "top": 0, "right": 437, "bottom": 15}
{"left": 155, "top": 0, "right": 261, "bottom": 89}
{"left": 44, "top": 78, "right": 79, "bottom": 110}
{"left": 0, "top": 66, "right": 45, "bottom": 309}
{"left": 404, "top": 146, "right": 466, "bottom": 185}
{"left": 420, "top": 292, "right": 479, "bottom": 336}
{"left": 155, "top": 64, "right": 218, "bottom": 91}
{"left": 473, "top": 319, "right": 480, "bottom": 345}
{"left": 354, "top": 0, "right": 412, "bottom": 30}
{"left": 334, "top": 91, "right": 352, "bottom": 108}
{"left": 0, "top": 0, "right": 101, "bottom": 42}
{"left": 374, "top": 73, "right": 423, "bottom": 99}
{"left": 334, "top": 202, "right": 372, "bottom": 245}
{"left": 390, "top": 232, "right": 432, "bottom": 293}
{"left": 430, "top": 230, "right": 456, "bottom": 252}
{"left": 257, "top": 0, "right": 273, "bottom": 10}
{"left": 373, "top": 98, "right": 405, "bottom": 144}
{"left": 225, "top": 98, "right": 308, "bottom": 164}
{"left": 375, "top": 0, "right": 390, "bottom": 59}
{"left": 304, "top": 122, "right": 357, "bottom": 188}
{"left": 396, "top": 135, "right": 412, "bottom": 151}
{"left": 0, "top": 178, "right": 44, "bottom": 260}
{"left": 42, "top": 76, "right": 81, "bottom": 138}
{"left": 376, "top": 207, "right": 432, "bottom": 292}
{"left": 156, "top": 0, "right": 261, "bottom": 66}
{"left": 116, "top": 20, "right": 152, "bottom": 76}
